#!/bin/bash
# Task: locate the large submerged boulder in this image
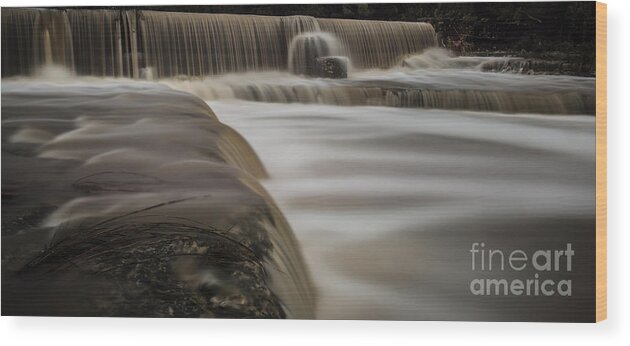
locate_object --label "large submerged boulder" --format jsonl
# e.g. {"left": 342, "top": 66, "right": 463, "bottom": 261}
{"left": 315, "top": 56, "right": 349, "bottom": 79}
{"left": 1, "top": 81, "right": 315, "bottom": 318}
{"left": 288, "top": 32, "right": 343, "bottom": 77}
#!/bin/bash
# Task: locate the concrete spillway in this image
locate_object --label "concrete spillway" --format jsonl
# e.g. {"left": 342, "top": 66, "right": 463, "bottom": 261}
{"left": 1, "top": 8, "right": 437, "bottom": 78}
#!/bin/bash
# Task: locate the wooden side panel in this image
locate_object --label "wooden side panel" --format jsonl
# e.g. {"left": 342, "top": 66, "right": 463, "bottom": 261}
{"left": 595, "top": 1, "right": 607, "bottom": 323}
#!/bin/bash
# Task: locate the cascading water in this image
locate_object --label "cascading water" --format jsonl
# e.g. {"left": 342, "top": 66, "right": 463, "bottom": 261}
{"left": 288, "top": 32, "right": 342, "bottom": 76}
{"left": 2, "top": 8, "right": 594, "bottom": 115}
{"left": 281, "top": 15, "right": 322, "bottom": 45}
{"left": 67, "top": 9, "right": 140, "bottom": 77}
{"left": 2, "top": 8, "right": 437, "bottom": 78}
{"left": 139, "top": 11, "right": 288, "bottom": 77}
{"left": 317, "top": 18, "right": 438, "bottom": 69}
{"left": 165, "top": 70, "right": 595, "bottom": 114}
{"left": 33, "top": 11, "right": 74, "bottom": 68}
{"left": 2, "top": 7, "right": 596, "bottom": 320}
{"left": 2, "top": 8, "right": 137, "bottom": 77}
{"left": 1, "top": 80, "right": 316, "bottom": 318}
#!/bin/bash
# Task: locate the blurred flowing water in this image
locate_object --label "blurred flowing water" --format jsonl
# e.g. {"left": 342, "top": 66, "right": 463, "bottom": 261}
{"left": 2, "top": 8, "right": 436, "bottom": 78}
{"left": 1, "top": 66, "right": 597, "bottom": 320}
{"left": 168, "top": 68, "right": 595, "bottom": 114}
{"left": 168, "top": 59, "right": 596, "bottom": 321}
{"left": 209, "top": 97, "right": 595, "bottom": 321}
{"left": 2, "top": 7, "right": 596, "bottom": 320}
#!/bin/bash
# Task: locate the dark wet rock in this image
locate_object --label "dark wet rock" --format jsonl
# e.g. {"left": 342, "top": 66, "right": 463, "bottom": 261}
{"left": 315, "top": 56, "right": 349, "bottom": 79}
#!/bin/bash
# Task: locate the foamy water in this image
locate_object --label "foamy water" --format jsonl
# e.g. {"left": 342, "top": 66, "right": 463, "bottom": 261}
{"left": 211, "top": 99, "right": 595, "bottom": 321}
{"left": 2, "top": 6, "right": 598, "bottom": 320}
{"left": 165, "top": 66, "right": 595, "bottom": 115}
{"left": 2, "top": 63, "right": 597, "bottom": 320}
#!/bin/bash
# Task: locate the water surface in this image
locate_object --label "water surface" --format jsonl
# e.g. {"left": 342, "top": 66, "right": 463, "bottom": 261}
{"left": 211, "top": 99, "right": 595, "bottom": 321}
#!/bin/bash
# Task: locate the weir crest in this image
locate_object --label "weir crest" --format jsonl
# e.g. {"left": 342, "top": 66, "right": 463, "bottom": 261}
{"left": 2, "top": 8, "right": 437, "bottom": 78}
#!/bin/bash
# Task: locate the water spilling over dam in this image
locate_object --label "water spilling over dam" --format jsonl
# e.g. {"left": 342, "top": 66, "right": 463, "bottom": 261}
{"left": 2, "top": 8, "right": 437, "bottom": 78}
{"left": 2, "top": 8, "right": 595, "bottom": 115}
{"left": 165, "top": 69, "right": 595, "bottom": 115}
{"left": 2, "top": 7, "right": 596, "bottom": 320}
{"left": 2, "top": 80, "right": 315, "bottom": 317}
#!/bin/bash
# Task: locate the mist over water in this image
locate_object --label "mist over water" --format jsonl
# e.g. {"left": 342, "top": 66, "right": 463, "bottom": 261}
{"left": 2, "top": 7, "right": 596, "bottom": 320}
{"left": 211, "top": 100, "right": 595, "bottom": 320}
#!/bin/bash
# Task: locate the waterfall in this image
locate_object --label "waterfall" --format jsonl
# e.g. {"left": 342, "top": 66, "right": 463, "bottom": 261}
{"left": 281, "top": 15, "right": 322, "bottom": 45}
{"left": 288, "top": 33, "right": 341, "bottom": 75}
{"left": 1, "top": 80, "right": 316, "bottom": 318}
{"left": 2, "top": 8, "right": 593, "bottom": 115}
{"left": 2, "top": 8, "right": 75, "bottom": 74}
{"left": 165, "top": 71, "right": 596, "bottom": 115}
{"left": 139, "top": 11, "right": 287, "bottom": 77}
{"left": 318, "top": 18, "right": 438, "bottom": 69}
{"left": 66, "top": 9, "right": 140, "bottom": 77}
{"left": 2, "top": 8, "right": 437, "bottom": 78}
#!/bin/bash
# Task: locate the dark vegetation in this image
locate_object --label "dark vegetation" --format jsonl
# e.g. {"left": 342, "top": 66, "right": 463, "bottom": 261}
{"left": 57, "top": 2, "right": 598, "bottom": 75}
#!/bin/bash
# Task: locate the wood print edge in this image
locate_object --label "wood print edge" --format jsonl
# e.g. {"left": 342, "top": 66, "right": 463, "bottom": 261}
{"left": 595, "top": 1, "right": 607, "bottom": 323}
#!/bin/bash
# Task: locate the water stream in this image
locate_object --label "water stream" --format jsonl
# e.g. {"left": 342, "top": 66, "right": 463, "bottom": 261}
{"left": 210, "top": 99, "right": 595, "bottom": 321}
{"left": 2, "top": 7, "right": 596, "bottom": 320}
